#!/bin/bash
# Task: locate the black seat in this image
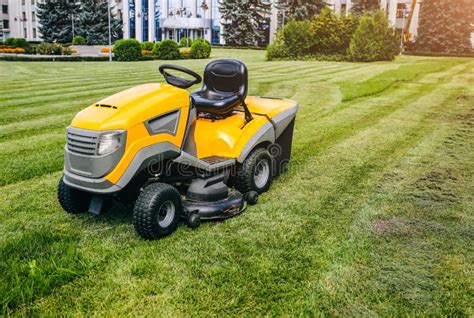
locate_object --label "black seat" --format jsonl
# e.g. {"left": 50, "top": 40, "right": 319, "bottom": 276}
{"left": 191, "top": 59, "right": 248, "bottom": 115}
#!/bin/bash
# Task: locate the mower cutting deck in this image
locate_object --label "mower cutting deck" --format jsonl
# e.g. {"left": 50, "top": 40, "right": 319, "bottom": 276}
{"left": 58, "top": 59, "right": 298, "bottom": 240}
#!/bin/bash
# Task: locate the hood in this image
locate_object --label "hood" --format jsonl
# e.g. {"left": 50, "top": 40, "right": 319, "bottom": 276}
{"left": 70, "top": 83, "right": 189, "bottom": 131}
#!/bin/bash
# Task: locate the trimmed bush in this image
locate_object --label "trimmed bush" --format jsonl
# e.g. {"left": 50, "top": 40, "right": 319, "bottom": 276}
{"left": 36, "top": 42, "right": 63, "bottom": 55}
{"left": 349, "top": 11, "right": 400, "bottom": 61}
{"left": 4, "top": 38, "right": 16, "bottom": 47}
{"left": 113, "top": 39, "right": 142, "bottom": 61}
{"left": 282, "top": 20, "right": 312, "bottom": 58}
{"left": 190, "top": 38, "right": 211, "bottom": 59}
{"left": 72, "top": 36, "right": 86, "bottom": 45}
{"left": 152, "top": 41, "right": 161, "bottom": 55}
{"left": 12, "top": 38, "right": 29, "bottom": 48}
{"left": 156, "top": 40, "right": 180, "bottom": 60}
{"left": 266, "top": 31, "right": 290, "bottom": 60}
{"left": 141, "top": 41, "right": 154, "bottom": 51}
{"left": 179, "top": 37, "right": 193, "bottom": 47}
{"left": 310, "top": 8, "right": 349, "bottom": 55}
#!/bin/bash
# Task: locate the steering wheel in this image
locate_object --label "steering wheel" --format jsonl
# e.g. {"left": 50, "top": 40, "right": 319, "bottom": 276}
{"left": 159, "top": 64, "right": 202, "bottom": 89}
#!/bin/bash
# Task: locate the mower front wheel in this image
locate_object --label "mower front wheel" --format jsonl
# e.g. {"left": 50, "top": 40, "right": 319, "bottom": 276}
{"left": 57, "top": 177, "right": 91, "bottom": 214}
{"left": 133, "top": 183, "right": 182, "bottom": 240}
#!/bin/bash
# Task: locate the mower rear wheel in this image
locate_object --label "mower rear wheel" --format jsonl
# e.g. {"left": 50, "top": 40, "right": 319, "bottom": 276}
{"left": 133, "top": 183, "right": 182, "bottom": 240}
{"left": 234, "top": 148, "right": 273, "bottom": 194}
{"left": 57, "top": 177, "right": 91, "bottom": 214}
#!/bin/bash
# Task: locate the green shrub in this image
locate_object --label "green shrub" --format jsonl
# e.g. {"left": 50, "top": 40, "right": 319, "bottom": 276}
{"left": 4, "top": 38, "right": 16, "bottom": 47}
{"left": 190, "top": 38, "right": 211, "bottom": 59}
{"left": 310, "top": 8, "right": 349, "bottom": 55}
{"left": 156, "top": 40, "right": 180, "bottom": 60}
{"left": 12, "top": 38, "right": 29, "bottom": 48}
{"left": 266, "top": 31, "right": 290, "bottom": 60}
{"left": 179, "top": 37, "right": 193, "bottom": 47}
{"left": 72, "top": 36, "right": 86, "bottom": 45}
{"left": 113, "top": 39, "right": 142, "bottom": 61}
{"left": 141, "top": 41, "right": 154, "bottom": 51}
{"left": 152, "top": 41, "right": 161, "bottom": 55}
{"left": 281, "top": 20, "right": 312, "bottom": 58}
{"left": 349, "top": 11, "right": 400, "bottom": 62}
{"left": 36, "top": 42, "right": 62, "bottom": 55}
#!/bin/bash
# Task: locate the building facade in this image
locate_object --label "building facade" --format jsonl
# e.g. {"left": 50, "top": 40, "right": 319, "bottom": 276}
{"left": 0, "top": 0, "right": 41, "bottom": 41}
{"left": 2, "top": 0, "right": 424, "bottom": 46}
{"left": 121, "top": 0, "right": 224, "bottom": 44}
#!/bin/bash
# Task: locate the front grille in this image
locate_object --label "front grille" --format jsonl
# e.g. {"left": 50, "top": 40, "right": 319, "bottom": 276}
{"left": 67, "top": 130, "right": 98, "bottom": 156}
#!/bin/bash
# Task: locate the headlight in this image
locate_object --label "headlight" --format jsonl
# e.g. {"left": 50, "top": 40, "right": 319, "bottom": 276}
{"left": 97, "top": 131, "right": 124, "bottom": 156}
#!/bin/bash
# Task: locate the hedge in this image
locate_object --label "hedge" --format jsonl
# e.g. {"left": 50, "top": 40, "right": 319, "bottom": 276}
{"left": 155, "top": 40, "right": 180, "bottom": 60}
{"left": 190, "top": 39, "right": 211, "bottom": 59}
{"left": 113, "top": 39, "right": 142, "bottom": 61}
{"left": 267, "top": 10, "right": 399, "bottom": 62}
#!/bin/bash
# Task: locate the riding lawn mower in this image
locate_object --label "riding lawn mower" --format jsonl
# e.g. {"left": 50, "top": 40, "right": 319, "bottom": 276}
{"left": 58, "top": 59, "right": 298, "bottom": 240}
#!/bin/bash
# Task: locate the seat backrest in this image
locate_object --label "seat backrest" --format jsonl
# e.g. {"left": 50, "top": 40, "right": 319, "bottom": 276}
{"left": 202, "top": 59, "right": 248, "bottom": 98}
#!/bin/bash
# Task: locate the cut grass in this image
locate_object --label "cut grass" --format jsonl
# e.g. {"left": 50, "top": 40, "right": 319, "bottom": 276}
{"left": 0, "top": 50, "right": 473, "bottom": 316}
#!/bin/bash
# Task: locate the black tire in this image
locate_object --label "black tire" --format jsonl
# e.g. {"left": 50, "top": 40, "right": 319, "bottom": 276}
{"left": 57, "top": 177, "right": 91, "bottom": 214}
{"left": 132, "top": 183, "right": 182, "bottom": 240}
{"left": 234, "top": 148, "right": 273, "bottom": 194}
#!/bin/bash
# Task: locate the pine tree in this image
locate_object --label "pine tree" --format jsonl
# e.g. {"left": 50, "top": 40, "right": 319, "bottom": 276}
{"left": 220, "top": 0, "right": 271, "bottom": 46}
{"left": 274, "top": 0, "right": 326, "bottom": 21}
{"left": 414, "top": 0, "right": 473, "bottom": 54}
{"left": 37, "top": 0, "right": 78, "bottom": 43}
{"left": 350, "top": 0, "right": 380, "bottom": 16}
{"left": 77, "top": 0, "right": 122, "bottom": 45}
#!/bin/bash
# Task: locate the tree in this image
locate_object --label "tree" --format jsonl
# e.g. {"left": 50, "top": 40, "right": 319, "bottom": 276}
{"left": 274, "top": 0, "right": 326, "bottom": 21}
{"left": 350, "top": 0, "right": 380, "bottom": 16}
{"left": 414, "top": 0, "right": 473, "bottom": 54}
{"left": 219, "top": 0, "right": 271, "bottom": 46}
{"left": 349, "top": 11, "right": 400, "bottom": 61}
{"left": 77, "top": 0, "right": 122, "bottom": 45}
{"left": 37, "top": 0, "right": 78, "bottom": 43}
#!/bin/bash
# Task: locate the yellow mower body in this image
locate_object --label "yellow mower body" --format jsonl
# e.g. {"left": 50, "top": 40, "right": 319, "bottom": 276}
{"left": 65, "top": 84, "right": 297, "bottom": 192}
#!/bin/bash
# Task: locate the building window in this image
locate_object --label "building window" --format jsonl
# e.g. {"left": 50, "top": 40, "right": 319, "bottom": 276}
{"left": 396, "top": 3, "right": 407, "bottom": 18}
{"left": 2, "top": 5, "right": 7, "bottom": 14}
{"left": 22, "top": 0, "right": 25, "bottom": 5}
{"left": 129, "top": 0, "right": 135, "bottom": 38}
{"left": 22, "top": 12, "right": 26, "bottom": 21}
{"left": 3, "top": 19, "right": 9, "bottom": 29}
{"left": 24, "top": 28, "right": 27, "bottom": 38}
{"left": 154, "top": 0, "right": 162, "bottom": 41}
{"left": 211, "top": 24, "right": 220, "bottom": 44}
{"left": 32, "top": 12, "right": 36, "bottom": 21}
{"left": 31, "top": 0, "right": 35, "bottom": 4}
{"left": 33, "top": 27, "right": 37, "bottom": 38}
{"left": 142, "top": 0, "right": 149, "bottom": 41}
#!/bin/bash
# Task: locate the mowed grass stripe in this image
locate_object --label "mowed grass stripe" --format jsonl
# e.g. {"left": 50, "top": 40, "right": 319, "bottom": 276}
{"left": 0, "top": 63, "right": 353, "bottom": 110}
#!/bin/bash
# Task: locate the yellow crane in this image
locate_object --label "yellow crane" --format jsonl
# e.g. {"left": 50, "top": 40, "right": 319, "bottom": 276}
{"left": 403, "top": 0, "right": 418, "bottom": 43}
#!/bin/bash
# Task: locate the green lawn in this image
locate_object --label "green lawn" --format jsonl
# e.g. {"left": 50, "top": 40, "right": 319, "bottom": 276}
{"left": 1, "top": 49, "right": 473, "bottom": 316}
